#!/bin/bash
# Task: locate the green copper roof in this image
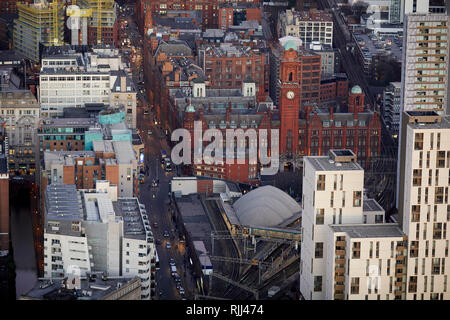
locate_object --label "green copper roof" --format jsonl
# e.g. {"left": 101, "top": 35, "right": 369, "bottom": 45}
{"left": 351, "top": 85, "right": 362, "bottom": 94}
{"left": 284, "top": 40, "right": 297, "bottom": 51}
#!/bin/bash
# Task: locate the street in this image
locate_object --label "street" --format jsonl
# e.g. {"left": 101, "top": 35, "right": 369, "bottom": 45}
{"left": 119, "top": 4, "right": 197, "bottom": 300}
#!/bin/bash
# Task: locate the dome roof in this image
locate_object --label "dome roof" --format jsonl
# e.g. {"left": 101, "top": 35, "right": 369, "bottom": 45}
{"left": 232, "top": 186, "right": 301, "bottom": 227}
{"left": 284, "top": 40, "right": 297, "bottom": 51}
{"left": 186, "top": 104, "right": 195, "bottom": 113}
{"left": 351, "top": 85, "right": 363, "bottom": 94}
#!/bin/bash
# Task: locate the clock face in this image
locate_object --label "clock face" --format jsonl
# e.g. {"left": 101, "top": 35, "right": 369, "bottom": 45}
{"left": 286, "top": 91, "right": 295, "bottom": 100}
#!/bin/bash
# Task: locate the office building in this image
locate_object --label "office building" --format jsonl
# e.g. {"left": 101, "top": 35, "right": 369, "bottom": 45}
{"left": 43, "top": 183, "right": 155, "bottom": 299}
{"left": 278, "top": 9, "right": 333, "bottom": 46}
{"left": 39, "top": 47, "right": 135, "bottom": 119}
{"left": 0, "top": 90, "right": 40, "bottom": 175}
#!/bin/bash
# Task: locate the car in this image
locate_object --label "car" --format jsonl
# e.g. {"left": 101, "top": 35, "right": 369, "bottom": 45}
{"left": 169, "top": 258, "right": 176, "bottom": 266}
{"left": 148, "top": 130, "right": 152, "bottom": 135}
{"left": 153, "top": 222, "right": 158, "bottom": 228}
{"left": 174, "top": 275, "right": 181, "bottom": 283}
{"left": 163, "top": 230, "right": 170, "bottom": 238}
{"left": 155, "top": 239, "right": 161, "bottom": 245}
{"left": 179, "top": 287, "right": 185, "bottom": 295}
{"left": 166, "top": 242, "right": 171, "bottom": 249}
{"left": 176, "top": 282, "right": 181, "bottom": 289}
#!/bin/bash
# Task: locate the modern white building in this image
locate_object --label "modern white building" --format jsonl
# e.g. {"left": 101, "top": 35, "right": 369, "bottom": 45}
{"left": 400, "top": 13, "right": 450, "bottom": 115}
{"left": 300, "top": 150, "right": 366, "bottom": 299}
{"left": 278, "top": 9, "right": 333, "bottom": 46}
{"left": 325, "top": 224, "right": 406, "bottom": 300}
{"left": 398, "top": 111, "right": 450, "bottom": 300}
{"left": 39, "top": 47, "right": 136, "bottom": 121}
{"left": 43, "top": 182, "right": 155, "bottom": 300}
{"left": 299, "top": 149, "right": 408, "bottom": 300}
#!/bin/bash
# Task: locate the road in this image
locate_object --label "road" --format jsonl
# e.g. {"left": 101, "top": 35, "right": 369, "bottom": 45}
{"left": 317, "top": 0, "right": 376, "bottom": 109}
{"left": 120, "top": 4, "right": 197, "bottom": 300}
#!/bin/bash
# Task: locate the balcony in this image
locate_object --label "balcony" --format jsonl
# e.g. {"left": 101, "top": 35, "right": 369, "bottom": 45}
{"left": 334, "top": 293, "right": 345, "bottom": 300}
{"left": 335, "top": 250, "right": 345, "bottom": 256}
{"left": 334, "top": 284, "right": 345, "bottom": 291}
{"left": 335, "top": 276, "right": 345, "bottom": 282}
{"left": 335, "top": 267, "right": 345, "bottom": 274}
{"left": 335, "top": 258, "right": 345, "bottom": 265}
{"left": 336, "top": 241, "right": 346, "bottom": 247}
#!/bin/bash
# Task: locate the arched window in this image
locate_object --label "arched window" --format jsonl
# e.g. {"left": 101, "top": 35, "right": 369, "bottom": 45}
{"left": 356, "top": 96, "right": 360, "bottom": 105}
{"left": 288, "top": 72, "right": 293, "bottom": 82}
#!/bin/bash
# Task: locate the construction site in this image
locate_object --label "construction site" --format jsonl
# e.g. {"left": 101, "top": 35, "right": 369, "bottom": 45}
{"left": 171, "top": 178, "right": 302, "bottom": 300}
{"left": 13, "top": 0, "right": 118, "bottom": 62}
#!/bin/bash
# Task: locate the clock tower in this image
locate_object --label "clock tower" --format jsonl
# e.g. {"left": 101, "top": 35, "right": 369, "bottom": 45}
{"left": 279, "top": 42, "right": 301, "bottom": 157}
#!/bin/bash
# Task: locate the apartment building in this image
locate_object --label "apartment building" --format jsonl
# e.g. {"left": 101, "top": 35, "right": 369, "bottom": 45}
{"left": 325, "top": 224, "right": 406, "bottom": 300}
{"left": 400, "top": 13, "right": 450, "bottom": 115}
{"left": 278, "top": 9, "right": 333, "bottom": 46}
{"left": 43, "top": 183, "right": 155, "bottom": 300}
{"left": 300, "top": 150, "right": 366, "bottom": 299}
{"left": 398, "top": 111, "right": 450, "bottom": 300}
{"left": 0, "top": 89, "right": 40, "bottom": 175}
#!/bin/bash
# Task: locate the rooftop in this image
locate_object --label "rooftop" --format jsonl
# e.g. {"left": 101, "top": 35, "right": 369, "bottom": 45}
{"left": 363, "top": 199, "right": 384, "bottom": 213}
{"left": 306, "top": 155, "right": 363, "bottom": 172}
{"left": 113, "top": 198, "right": 151, "bottom": 241}
{"left": 45, "top": 184, "right": 83, "bottom": 222}
{"left": 329, "top": 224, "right": 405, "bottom": 239}
{"left": 22, "top": 273, "right": 140, "bottom": 300}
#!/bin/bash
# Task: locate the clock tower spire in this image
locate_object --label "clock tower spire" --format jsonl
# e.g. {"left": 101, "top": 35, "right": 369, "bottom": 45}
{"left": 279, "top": 43, "right": 301, "bottom": 157}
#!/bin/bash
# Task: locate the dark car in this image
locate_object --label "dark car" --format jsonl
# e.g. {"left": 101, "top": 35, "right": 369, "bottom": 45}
{"left": 155, "top": 239, "right": 161, "bottom": 245}
{"left": 163, "top": 230, "right": 170, "bottom": 238}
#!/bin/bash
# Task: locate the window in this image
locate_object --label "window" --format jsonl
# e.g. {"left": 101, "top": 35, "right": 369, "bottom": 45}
{"left": 315, "top": 242, "right": 324, "bottom": 258}
{"left": 351, "top": 277, "right": 360, "bottom": 294}
{"left": 352, "top": 242, "right": 361, "bottom": 259}
{"left": 353, "top": 191, "right": 362, "bottom": 207}
{"left": 316, "top": 209, "right": 324, "bottom": 225}
{"left": 317, "top": 174, "right": 325, "bottom": 190}
{"left": 314, "top": 276, "right": 322, "bottom": 292}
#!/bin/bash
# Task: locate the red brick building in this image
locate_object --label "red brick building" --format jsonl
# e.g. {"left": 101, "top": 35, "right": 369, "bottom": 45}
{"left": 320, "top": 74, "right": 349, "bottom": 105}
{"left": 298, "top": 87, "right": 382, "bottom": 168}
{"left": 199, "top": 44, "right": 268, "bottom": 95}
{"left": 278, "top": 44, "right": 301, "bottom": 156}
{"left": 137, "top": 0, "right": 260, "bottom": 31}
{"left": 278, "top": 43, "right": 381, "bottom": 167}
{"left": 182, "top": 104, "right": 275, "bottom": 185}
{"left": 87, "top": 22, "right": 119, "bottom": 47}
{"left": 218, "top": 3, "right": 262, "bottom": 30}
